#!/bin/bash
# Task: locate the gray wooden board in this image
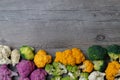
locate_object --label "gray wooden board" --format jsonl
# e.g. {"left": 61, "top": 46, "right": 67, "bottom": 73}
{"left": 0, "top": 0, "right": 120, "bottom": 79}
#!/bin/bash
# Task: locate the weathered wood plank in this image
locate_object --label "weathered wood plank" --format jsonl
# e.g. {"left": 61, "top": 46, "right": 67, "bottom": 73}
{"left": 0, "top": 0, "right": 119, "bottom": 49}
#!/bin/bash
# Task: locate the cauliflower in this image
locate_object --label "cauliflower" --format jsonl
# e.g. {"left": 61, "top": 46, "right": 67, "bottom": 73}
{"left": 115, "top": 78, "right": 120, "bottom": 80}
{"left": 11, "top": 49, "right": 20, "bottom": 66}
{"left": 30, "top": 69, "right": 47, "bottom": 80}
{"left": 19, "top": 77, "right": 30, "bottom": 80}
{"left": 34, "top": 50, "right": 52, "bottom": 68}
{"left": 16, "top": 60, "right": 35, "bottom": 78}
{"left": 105, "top": 61, "right": 120, "bottom": 80}
{"left": 45, "top": 62, "right": 67, "bottom": 76}
{"left": 88, "top": 71, "right": 105, "bottom": 80}
{"left": 54, "top": 48, "right": 85, "bottom": 66}
{"left": 0, "top": 45, "right": 11, "bottom": 58}
{"left": 51, "top": 76, "right": 61, "bottom": 80}
{"left": 20, "top": 45, "right": 35, "bottom": 60}
{"left": 78, "top": 60, "right": 93, "bottom": 73}
{"left": 0, "top": 45, "right": 12, "bottom": 64}
{"left": 61, "top": 76, "right": 71, "bottom": 80}
{"left": 79, "top": 72, "right": 89, "bottom": 80}
{"left": 0, "top": 64, "right": 18, "bottom": 80}
{"left": 66, "top": 65, "right": 80, "bottom": 79}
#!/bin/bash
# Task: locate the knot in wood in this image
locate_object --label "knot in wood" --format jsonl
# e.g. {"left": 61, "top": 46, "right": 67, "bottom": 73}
{"left": 96, "top": 34, "right": 105, "bottom": 41}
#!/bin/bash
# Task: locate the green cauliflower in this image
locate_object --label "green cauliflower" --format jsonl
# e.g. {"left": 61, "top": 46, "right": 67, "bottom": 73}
{"left": 52, "top": 62, "right": 67, "bottom": 76}
{"left": 45, "top": 64, "right": 55, "bottom": 75}
{"left": 79, "top": 72, "right": 89, "bottom": 80}
{"left": 20, "top": 45, "right": 34, "bottom": 60}
{"left": 61, "top": 76, "right": 70, "bottom": 80}
{"left": 66, "top": 65, "right": 78, "bottom": 73}
{"left": 61, "top": 75, "right": 77, "bottom": 80}
{"left": 51, "top": 76, "right": 61, "bottom": 80}
{"left": 67, "top": 65, "right": 80, "bottom": 79}
{"left": 107, "top": 45, "right": 120, "bottom": 62}
{"left": 45, "top": 62, "right": 67, "bottom": 76}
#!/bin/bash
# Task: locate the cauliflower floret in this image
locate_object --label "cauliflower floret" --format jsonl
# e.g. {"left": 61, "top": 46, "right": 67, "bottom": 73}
{"left": 0, "top": 45, "right": 12, "bottom": 64}
{"left": 30, "top": 69, "right": 47, "bottom": 80}
{"left": 34, "top": 50, "right": 52, "bottom": 68}
{"left": 54, "top": 48, "right": 85, "bottom": 66}
{"left": 88, "top": 71, "right": 105, "bottom": 80}
{"left": 16, "top": 60, "right": 35, "bottom": 78}
{"left": 0, "top": 64, "right": 18, "bottom": 80}
{"left": 0, "top": 45, "right": 11, "bottom": 58}
{"left": 105, "top": 61, "right": 120, "bottom": 80}
{"left": 11, "top": 49, "right": 20, "bottom": 66}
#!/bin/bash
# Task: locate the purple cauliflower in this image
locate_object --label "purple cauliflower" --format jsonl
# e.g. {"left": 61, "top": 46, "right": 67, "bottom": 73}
{"left": 0, "top": 64, "right": 18, "bottom": 80}
{"left": 16, "top": 60, "right": 35, "bottom": 78}
{"left": 30, "top": 69, "right": 47, "bottom": 80}
{"left": 18, "top": 77, "right": 30, "bottom": 80}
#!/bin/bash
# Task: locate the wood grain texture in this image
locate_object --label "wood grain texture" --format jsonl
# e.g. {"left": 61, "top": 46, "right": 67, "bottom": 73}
{"left": 0, "top": 0, "right": 120, "bottom": 50}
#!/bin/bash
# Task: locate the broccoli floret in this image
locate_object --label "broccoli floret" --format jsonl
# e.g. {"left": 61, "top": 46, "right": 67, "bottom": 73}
{"left": 79, "top": 72, "right": 89, "bottom": 80}
{"left": 107, "top": 45, "right": 120, "bottom": 62}
{"left": 51, "top": 76, "right": 61, "bottom": 80}
{"left": 20, "top": 45, "right": 34, "bottom": 60}
{"left": 87, "top": 45, "right": 107, "bottom": 60}
{"left": 93, "top": 60, "right": 107, "bottom": 72}
{"left": 52, "top": 62, "right": 67, "bottom": 76}
{"left": 45, "top": 64, "right": 55, "bottom": 75}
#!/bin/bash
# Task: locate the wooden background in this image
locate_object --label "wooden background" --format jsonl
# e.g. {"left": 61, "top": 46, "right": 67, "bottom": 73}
{"left": 0, "top": 0, "right": 120, "bottom": 54}
{"left": 0, "top": 0, "right": 120, "bottom": 79}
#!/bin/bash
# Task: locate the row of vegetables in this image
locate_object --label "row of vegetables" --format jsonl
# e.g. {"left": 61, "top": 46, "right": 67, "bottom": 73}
{"left": 0, "top": 44, "right": 120, "bottom": 80}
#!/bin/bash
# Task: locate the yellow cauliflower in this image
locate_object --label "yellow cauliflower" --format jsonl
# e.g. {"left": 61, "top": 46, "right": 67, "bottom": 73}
{"left": 78, "top": 60, "right": 94, "bottom": 73}
{"left": 34, "top": 50, "right": 52, "bottom": 68}
{"left": 105, "top": 61, "right": 120, "bottom": 80}
{"left": 54, "top": 48, "right": 85, "bottom": 66}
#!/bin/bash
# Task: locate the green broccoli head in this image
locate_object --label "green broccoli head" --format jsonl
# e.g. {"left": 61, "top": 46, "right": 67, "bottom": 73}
{"left": 20, "top": 45, "right": 34, "bottom": 60}
{"left": 79, "top": 72, "right": 89, "bottom": 80}
{"left": 87, "top": 45, "right": 107, "bottom": 60}
{"left": 45, "top": 64, "right": 55, "bottom": 75}
{"left": 107, "top": 45, "right": 120, "bottom": 62}
{"left": 51, "top": 76, "right": 61, "bottom": 80}
{"left": 93, "top": 60, "right": 107, "bottom": 72}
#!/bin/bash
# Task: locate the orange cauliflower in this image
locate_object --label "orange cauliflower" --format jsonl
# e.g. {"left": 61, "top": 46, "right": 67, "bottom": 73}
{"left": 105, "top": 61, "right": 120, "bottom": 80}
{"left": 54, "top": 48, "right": 85, "bottom": 66}
{"left": 78, "top": 60, "right": 94, "bottom": 73}
{"left": 34, "top": 50, "right": 52, "bottom": 68}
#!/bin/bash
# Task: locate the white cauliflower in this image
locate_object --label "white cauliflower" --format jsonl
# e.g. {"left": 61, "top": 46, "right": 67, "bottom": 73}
{"left": 88, "top": 71, "right": 105, "bottom": 80}
{"left": 115, "top": 78, "right": 120, "bottom": 80}
{"left": 11, "top": 49, "right": 20, "bottom": 66}
{"left": 0, "top": 45, "right": 12, "bottom": 64}
{"left": 0, "top": 45, "right": 11, "bottom": 58}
